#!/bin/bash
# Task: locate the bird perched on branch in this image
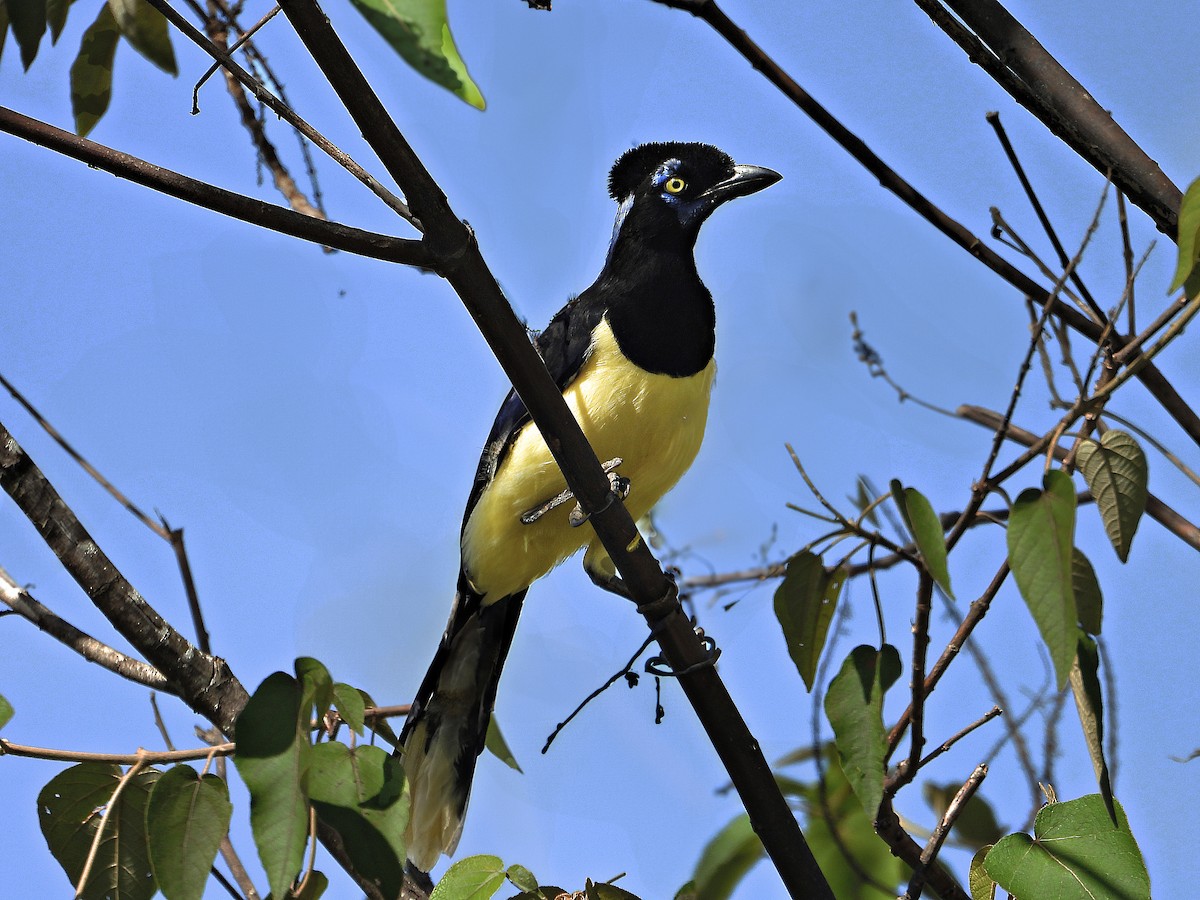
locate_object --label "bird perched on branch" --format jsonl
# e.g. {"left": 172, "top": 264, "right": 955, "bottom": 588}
{"left": 400, "top": 142, "right": 781, "bottom": 872}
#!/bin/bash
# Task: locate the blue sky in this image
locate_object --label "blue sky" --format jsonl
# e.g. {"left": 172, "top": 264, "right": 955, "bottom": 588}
{"left": 3, "top": 1, "right": 1199, "bottom": 896}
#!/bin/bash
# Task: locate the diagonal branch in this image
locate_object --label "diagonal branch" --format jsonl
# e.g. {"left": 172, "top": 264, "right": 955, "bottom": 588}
{"left": 0, "top": 421, "right": 248, "bottom": 733}
{"left": 934, "top": 0, "right": 1181, "bottom": 237}
{"left": 648, "top": 0, "right": 1200, "bottom": 451}
{"left": 0, "top": 106, "right": 432, "bottom": 270}
{"left": 0, "top": 567, "right": 171, "bottom": 693}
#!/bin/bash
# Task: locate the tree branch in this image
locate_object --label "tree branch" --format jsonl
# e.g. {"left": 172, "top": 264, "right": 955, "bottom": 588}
{"left": 936, "top": 0, "right": 1181, "bottom": 236}
{"left": 649, "top": 0, "right": 1200, "bottom": 451}
{"left": 0, "top": 567, "right": 171, "bottom": 693}
{"left": 0, "top": 421, "right": 248, "bottom": 733}
{"left": 0, "top": 106, "right": 432, "bottom": 270}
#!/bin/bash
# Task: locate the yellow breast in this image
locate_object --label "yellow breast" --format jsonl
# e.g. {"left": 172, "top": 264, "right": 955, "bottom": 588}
{"left": 461, "top": 317, "right": 716, "bottom": 602}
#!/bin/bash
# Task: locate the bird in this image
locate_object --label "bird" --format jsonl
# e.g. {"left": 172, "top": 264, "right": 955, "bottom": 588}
{"left": 399, "top": 142, "right": 781, "bottom": 872}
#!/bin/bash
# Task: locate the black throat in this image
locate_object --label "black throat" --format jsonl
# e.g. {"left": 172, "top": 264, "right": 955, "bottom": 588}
{"left": 596, "top": 233, "right": 716, "bottom": 378}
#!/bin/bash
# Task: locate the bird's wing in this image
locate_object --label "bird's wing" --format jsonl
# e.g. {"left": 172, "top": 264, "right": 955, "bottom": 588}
{"left": 461, "top": 291, "right": 607, "bottom": 527}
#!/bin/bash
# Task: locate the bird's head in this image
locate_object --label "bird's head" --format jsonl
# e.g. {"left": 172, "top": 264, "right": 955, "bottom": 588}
{"left": 605, "top": 142, "right": 781, "bottom": 255}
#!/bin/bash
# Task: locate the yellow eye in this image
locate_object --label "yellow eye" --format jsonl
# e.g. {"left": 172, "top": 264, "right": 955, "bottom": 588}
{"left": 664, "top": 176, "right": 687, "bottom": 195}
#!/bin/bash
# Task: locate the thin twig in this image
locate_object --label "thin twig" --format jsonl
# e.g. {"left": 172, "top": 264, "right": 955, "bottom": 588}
{"left": 0, "top": 107, "right": 431, "bottom": 269}
{"left": 904, "top": 763, "right": 988, "bottom": 900}
{"left": 542, "top": 633, "right": 657, "bottom": 753}
{"left": 1117, "top": 191, "right": 1136, "bottom": 334}
{"left": 918, "top": 706, "right": 1003, "bottom": 771}
{"left": 0, "top": 738, "right": 235, "bottom": 764}
{"left": 137, "top": 0, "right": 418, "bottom": 226}
{"left": 986, "top": 111, "right": 1104, "bottom": 321}
{"left": 194, "top": 5, "right": 281, "bottom": 105}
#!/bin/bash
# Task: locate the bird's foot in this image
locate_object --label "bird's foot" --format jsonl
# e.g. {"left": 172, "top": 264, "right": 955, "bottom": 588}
{"left": 568, "top": 470, "right": 631, "bottom": 527}
{"left": 520, "top": 457, "right": 624, "bottom": 525}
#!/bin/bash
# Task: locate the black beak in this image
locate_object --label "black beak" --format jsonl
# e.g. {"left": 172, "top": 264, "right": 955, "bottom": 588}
{"left": 700, "top": 164, "right": 782, "bottom": 205}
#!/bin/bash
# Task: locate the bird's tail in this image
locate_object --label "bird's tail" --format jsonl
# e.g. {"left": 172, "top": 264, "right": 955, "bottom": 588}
{"left": 399, "top": 573, "right": 526, "bottom": 873}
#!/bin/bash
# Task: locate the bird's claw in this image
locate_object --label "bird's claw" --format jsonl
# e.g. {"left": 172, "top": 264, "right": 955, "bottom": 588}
{"left": 520, "top": 457, "right": 624, "bottom": 525}
{"left": 569, "top": 471, "right": 630, "bottom": 527}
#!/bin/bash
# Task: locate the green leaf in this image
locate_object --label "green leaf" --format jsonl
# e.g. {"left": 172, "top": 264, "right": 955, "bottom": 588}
{"left": 1075, "top": 431, "right": 1148, "bottom": 562}
{"left": 923, "top": 782, "right": 1004, "bottom": 848}
{"left": 690, "top": 813, "right": 763, "bottom": 900}
{"left": 674, "top": 881, "right": 698, "bottom": 900}
{"left": 7, "top": 0, "right": 45, "bottom": 68}
{"left": 295, "top": 657, "right": 335, "bottom": 720}
{"left": 294, "top": 870, "right": 329, "bottom": 899}
{"left": 824, "top": 644, "right": 902, "bottom": 816}
{"left": 505, "top": 864, "right": 539, "bottom": 893}
{"left": 38, "top": 762, "right": 160, "bottom": 900}
{"left": 773, "top": 552, "right": 846, "bottom": 691}
{"left": 107, "top": 0, "right": 174, "bottom": 73}
{"left": 1072, "top": 547, "right": 1103, "bottom": 635}
{"left": 70, "top": 2, "right": 119, "bottom": 136}
{"left": 0, "top": 692, "right": 13, "bottom": 730}
{"left": 968, "top": 846, "right": 995, "bottom": 900}
{"left": 1070, "top": 633, "right": 1115, "bottom": 822}
{"left": 430, "top": 854, "right": 507, "bottom": 900}
{"left": 800, "top": 749, "right": 906, "bottom": 898}
{"left": 1007, "top": 469, "right": 1078, "bottom": 689}
{"left": 1170, "top": 175, "right": 1200, "bottom": 293}
{"left": 331, "top": 682, "right": 366, "bottom": 735}
{"left": 892, "top": 483, "right": 953, "bottom": 598}
{"left": 307, "top": 742, "right": 409, "bottom": 899}
{"left": 358, "top": 688, "right": 400, "bottom": 746}
{"left": 146, "top": 764, "right": 233, "bottom": 900}
{"left": 348, "top": 0, "right": 485, "bottom": 109}
{"left": 984, "top": 795, "right": 1149, "bottom": 899}
{"left": 47, "top": 0, "right": 71, "bottom": 42}
{"left": 233, "top": 671, "right": 311, "bottom": 900}
{"left": 484, "top": 715, "right": 523, "bottom": 773}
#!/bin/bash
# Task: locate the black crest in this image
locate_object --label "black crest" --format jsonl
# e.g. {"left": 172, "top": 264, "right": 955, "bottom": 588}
{"left": 607, "top": 141, "right": 734, "bottom": 201}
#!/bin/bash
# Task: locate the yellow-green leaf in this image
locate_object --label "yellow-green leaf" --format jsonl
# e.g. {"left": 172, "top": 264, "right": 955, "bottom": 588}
{"left": 38, "top": 763, "right": 160, "bottom": 900}
{"left": 984, "top": 796, "right": 1149, "bottom": 899}
{"left": 969, "top": 846, "right": 996, "bottom": 900}
{"left": 1007, "top": 470, "right": 1077, "bottom": 689}
{"left": 1072, "top": 547, "right": 1103, "bottom": 635}
{"left": 824, "top": 644, "right": 902, "bottom": 816}
{"left": 233, "top": 672, "right": 311, "bottom": 900}
{"left": 108, "top": 0, "right": 175, "bottom": 73}
{"left": 893, "top": 482, "right": 953, "bottom": 598}
{"left": 774, "top": 552, "right": 846, "bottom": 691}
{"left": 348, "top": 0, "right": 484, "bottom": 109}
{"left": 430, "top": 854, "right": 506, "bottom": 900}
{"left": 484, "top": 715, "right": 522, "bottom": 773}
{"left": 70, "top": 3, "right": 119, "bottom": 137}
{"left": 690, "top": 814, "right": 763, "bottom": 900}
{"left": 146, "top": 765, "right": 232, "bottom": 900}
{"left": 308, "top": 743, "right": 409, "bottom": 899}
{"left": 1070, "top": 633, "right": 1115, "bottom": 823}
{"left": 1075, "top": 431, "right": 1148, "bottom": 563}
{"left": 1170, "top": 175, "right": 1200, "bottom": 294}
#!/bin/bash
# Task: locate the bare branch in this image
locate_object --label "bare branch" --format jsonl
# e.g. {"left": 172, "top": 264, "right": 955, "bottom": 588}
{"left": 0, "top": 421, "right": 247, "bottom": 732}
{"left": 0, "top": 738, "right": 233, "bottom": 765}
{"left": 0, "top": 567, "right": 171, "bottom": 693}
{"left": 0, "top": 107, "right": 431, "bottom": 270}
